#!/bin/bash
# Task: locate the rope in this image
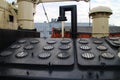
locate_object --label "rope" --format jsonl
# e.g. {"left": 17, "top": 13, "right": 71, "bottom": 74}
{"left": 89, "top": 0, "right": 91, "bottom": 27}
{"left": 41, "top": 2, "right": 50, "bottom": 23}
{"left": 41, "top": 0, "right": 51, "bottom": 38}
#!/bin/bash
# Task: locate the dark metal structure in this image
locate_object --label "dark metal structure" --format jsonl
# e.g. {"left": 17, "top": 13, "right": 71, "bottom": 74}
{"left": 0, "top": 5, "right": 120, "bottom": 80}
{"left": 0, "top": 29, "right": 40, "bottom": 52}
{"left": 58, "top": 5, "right": 77, "bottom": 38}
{"left": 0, "top": 37, "right": 120, "bottom": 80}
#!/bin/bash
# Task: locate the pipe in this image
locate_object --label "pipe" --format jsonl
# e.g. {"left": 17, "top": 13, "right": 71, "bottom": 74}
{"left": 58, "top": 5, "right": 77, "bottom": 38}
{"left": 62, "top": 21, "right": 65, "bottom": 38}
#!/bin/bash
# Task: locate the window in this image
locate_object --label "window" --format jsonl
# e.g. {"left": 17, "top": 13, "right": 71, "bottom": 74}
{"left": 9, "top": 15, "right": 14, "bottom": 22}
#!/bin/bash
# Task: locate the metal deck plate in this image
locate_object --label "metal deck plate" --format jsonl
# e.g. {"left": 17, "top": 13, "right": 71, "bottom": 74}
{"left": 79, "top": 39, "right": 88, "bottom": 44}
{"left": 77, "top": 38, "right": 120, "bottom": 67}
{"left": 0, "top": 51, "right": 13, "bottom": 57}
{"left": 38, "top": 52, "right": 51, "bottom": 59}
{"left": 47, "top": 40, "right": 56, "bottom": 44}
{"left": 57, "top": 52, "right": 70, "bottom": 59}
{"left": 0, "top": 38, "right": 74, "bottom": 68}
{"left": 101, "top": 52, "right": 115, "bottom": 59}
{"left": 18, "top": 39, "right": 26, "bottom": 44}
{"left": 81, "top": 52, "right": 95, "bottom": 59}
{"left": 30, "top": 39, "right": 39, "bottom": 44}
{"left": 16, "top": 51, "right": 28, "bottom": 58}
{"left": 0, "top": 38, "right": 120, "bottom": 80}
{"left": 105, "top": 37, "right": 120, "bottom": 47}
{"left": 10, "top": 44, "right": 21, "bottom": 49}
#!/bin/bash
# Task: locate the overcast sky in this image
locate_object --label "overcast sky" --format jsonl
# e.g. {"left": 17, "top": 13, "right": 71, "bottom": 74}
{"left": 7, "top": 0, "right": 120, "bottom": 26}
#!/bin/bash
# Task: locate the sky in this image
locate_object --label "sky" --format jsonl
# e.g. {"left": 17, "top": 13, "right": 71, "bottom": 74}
{"left": 6, "top": 0, "right": 120, "bottom": 26}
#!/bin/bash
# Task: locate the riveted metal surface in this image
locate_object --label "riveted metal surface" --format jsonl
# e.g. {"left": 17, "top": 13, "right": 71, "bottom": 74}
{"left": 0, "top": 38, "right": 74, "bottom": 68}
{"left": 0, "top": 38, "right": 120, "bottom": 80}
{"left": 77, "top": 38, "right": 120, "bottom": 67}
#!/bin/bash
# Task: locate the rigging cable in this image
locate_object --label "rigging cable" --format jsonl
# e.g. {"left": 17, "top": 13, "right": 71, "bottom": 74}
{"left": 41, "top": 2, "right": 50, "bottom": 23}
{"left": 89, "top": 0, "right": 91, "bottom": 27}
{"left": 41, "top": 1, "right": 51, "bottom": 38}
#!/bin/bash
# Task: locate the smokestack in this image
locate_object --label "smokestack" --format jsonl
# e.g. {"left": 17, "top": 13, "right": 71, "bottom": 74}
{"left": 89, "top": 6, "right": 112, "bottom": 38}
{"left": 17, "top": 0, "right": 37, "bottom": 30}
